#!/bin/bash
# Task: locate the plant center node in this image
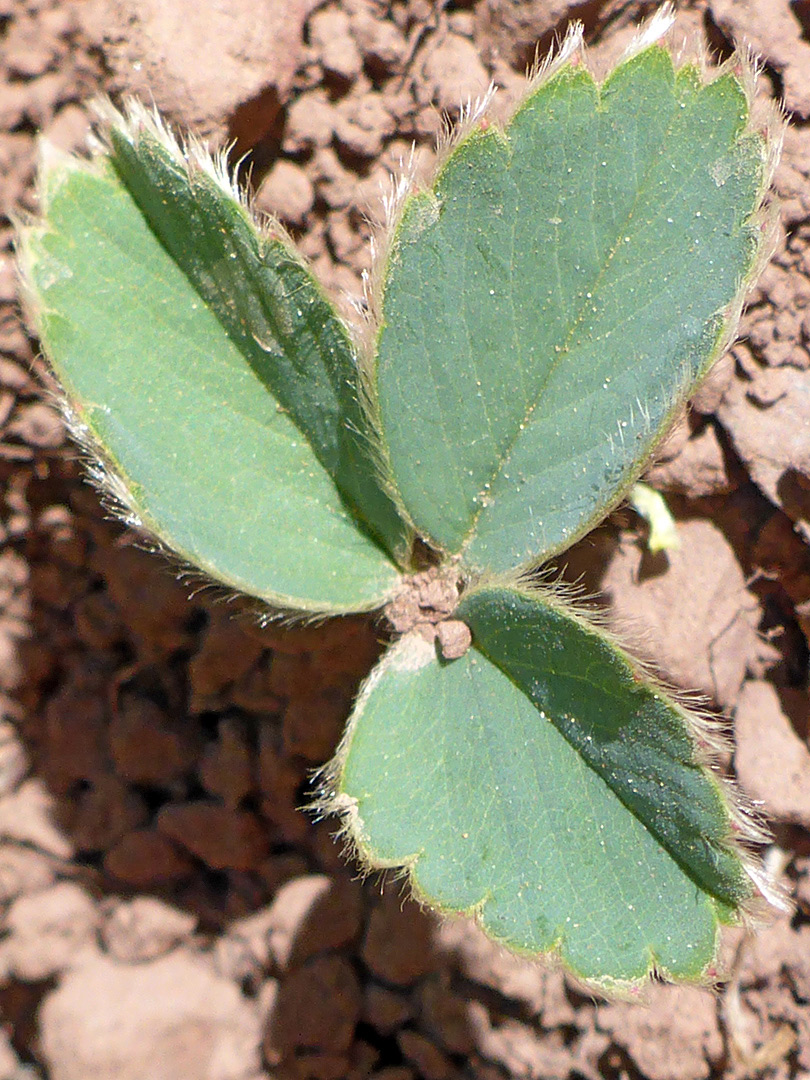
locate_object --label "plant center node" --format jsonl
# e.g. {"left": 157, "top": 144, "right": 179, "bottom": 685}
{"left": 384, "top": 565, "right": 471, "bottom": 660}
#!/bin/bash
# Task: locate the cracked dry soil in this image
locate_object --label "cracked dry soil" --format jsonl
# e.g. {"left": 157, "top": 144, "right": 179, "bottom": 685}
{"left": 1, "top": 0, "right": 810, "bottom": 1077}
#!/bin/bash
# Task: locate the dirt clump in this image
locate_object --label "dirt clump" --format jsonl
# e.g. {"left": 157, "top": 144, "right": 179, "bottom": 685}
{"left": 709, "top": 0, "right": 810, "bottom": 118}
{"left": 80, "top": 0, "right": 311, "bottom": 144}
{"left": 734, "top": 680, "right": 810, "bottom": 829}
{"left": 601, "top": 517, "right": 765, "bottom": 709}
{"left": 39, "top": 950, "right": 263, "bottom": 1080}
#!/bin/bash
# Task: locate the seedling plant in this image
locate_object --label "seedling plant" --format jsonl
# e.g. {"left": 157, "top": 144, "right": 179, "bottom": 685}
{"left": 18, "top": 12, "right": 785, "bottom": 991}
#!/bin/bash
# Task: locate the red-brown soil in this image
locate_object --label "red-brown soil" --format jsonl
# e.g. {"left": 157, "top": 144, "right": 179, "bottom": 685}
{"left": 1, "top": 0, "right": 810, "bottom": 1077}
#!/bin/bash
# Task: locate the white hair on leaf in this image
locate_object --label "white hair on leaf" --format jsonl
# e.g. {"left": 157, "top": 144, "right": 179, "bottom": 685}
{"left": 622, "top": 3, "right": 677, "bottom": 61}
{"left": 526, "top": 19, "right": 585, "bottom": 91}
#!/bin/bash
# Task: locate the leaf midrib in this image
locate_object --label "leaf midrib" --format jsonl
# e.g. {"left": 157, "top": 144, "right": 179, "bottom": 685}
{"left": 457, "top": 73, "right": 690, "bottom": 559}
{"left": 111, "top": 140, "right": 351, "bottom": 458}
{"left": 100, "top": 144, "right": 408, "bottom": 563}
{"left": 70, "top": 185, "right": 294, "bottom": 432}
{"left": 465, "top": 591, "right": 740, "bottom": 905}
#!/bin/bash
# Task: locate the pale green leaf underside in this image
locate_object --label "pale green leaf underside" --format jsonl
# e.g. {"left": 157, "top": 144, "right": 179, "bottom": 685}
{"left": 22, "top": 159, "right": 400, "bottom": 613}
{"left": 106, "top": 120, "right": 409, "bottom": 563}
{"left": 457, "top": 586, "right": 749, "bottom": 906}
{"left": 339, "top": 586, "right": 749, "bottom": 984}
{"left": 376, "top": 47, "right": 764, "bottom": 572}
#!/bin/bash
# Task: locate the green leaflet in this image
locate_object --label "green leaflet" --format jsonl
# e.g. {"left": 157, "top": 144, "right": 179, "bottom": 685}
{"left": 336, "top": 584, "right": 750, "bottom": 986}
{"left": 457, "top": 585, "right": 749, "bottom": 906}
{"left": 106, "top": 116, "right": 408, "bottom": 562}
{"left": 375, "top": 46, "right": 765, "bottom": 572}
{"left": 21, "top": 151, "right": 401, "bottom": 613}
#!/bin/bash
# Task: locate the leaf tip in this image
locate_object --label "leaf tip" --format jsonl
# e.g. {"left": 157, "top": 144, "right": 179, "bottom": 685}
{"left": 432, "top": 81, "right": 499, "bottom": 171}
{"left": 621, "top": 3, "right": 677, "bottom": 62}
{"left": 526, "top": 18, "right": 585, "bottom": 89}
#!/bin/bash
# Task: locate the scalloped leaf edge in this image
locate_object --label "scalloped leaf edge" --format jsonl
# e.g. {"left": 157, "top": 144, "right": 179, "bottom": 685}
{"left": 15, "top": 129, "right": 405, "bottom": 620}
{"left": 313, "top": 570, "right": 790, "bottom": 995}
{"left": 356, "top": 6, "right": 786, "bottom": 572}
